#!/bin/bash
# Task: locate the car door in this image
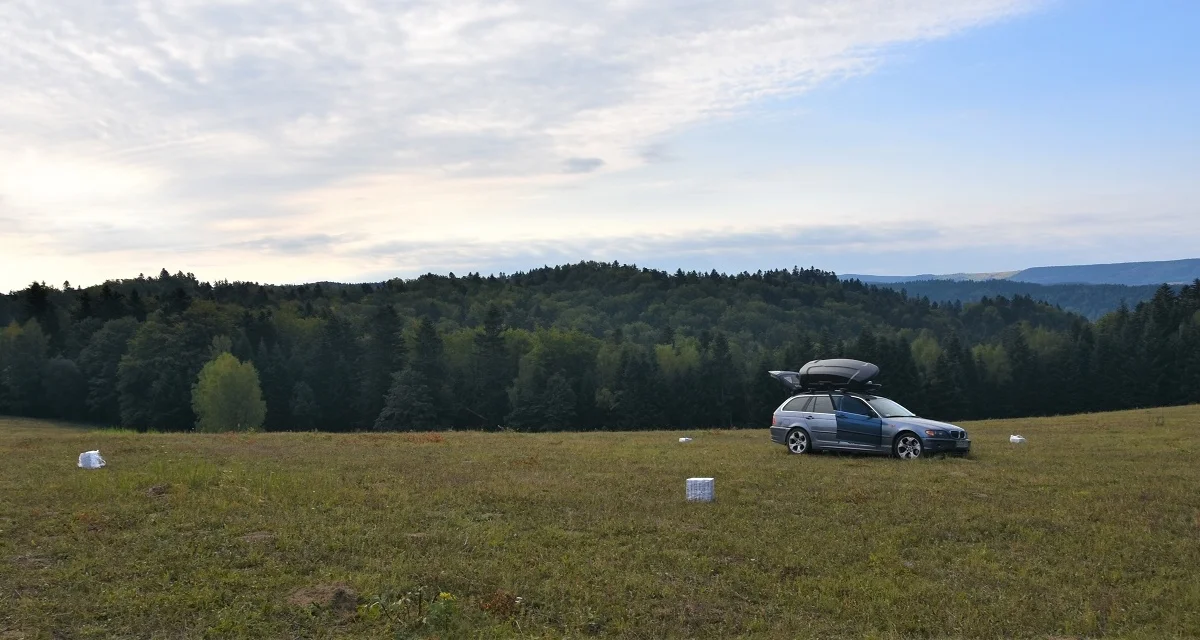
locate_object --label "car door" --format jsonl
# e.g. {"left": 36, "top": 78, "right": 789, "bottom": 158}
{"left": 834, "top": 396, "right": 884, "bottom": 449}
{"left": 805, "top": 394, "right": 838, "bottom": 443}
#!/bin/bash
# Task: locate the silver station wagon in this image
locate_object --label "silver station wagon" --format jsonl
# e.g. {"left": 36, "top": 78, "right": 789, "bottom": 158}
{"left": 767, "top": 359, "right": 970, "bottom": 459}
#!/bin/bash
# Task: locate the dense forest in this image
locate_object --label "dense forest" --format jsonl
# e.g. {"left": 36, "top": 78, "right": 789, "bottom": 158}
{"left": 860, "top": 279, "right": 1162, "bottom": 320}
{"left": 1, "top": 263, "right": 1198, "bottom": 432}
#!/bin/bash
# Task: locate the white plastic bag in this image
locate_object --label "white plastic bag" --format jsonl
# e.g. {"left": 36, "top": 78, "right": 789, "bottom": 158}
{"left": 77, "top": 450, "right": 106, "bottom": 469}
{"left": 678, "top": 437, "right": 693, "bottom": 443}
{"left": 1009, "top": 435, "right": 1026, "bottom": 444}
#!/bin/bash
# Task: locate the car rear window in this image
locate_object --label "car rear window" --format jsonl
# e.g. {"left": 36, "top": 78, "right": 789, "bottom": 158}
{"left": 782, "top": 396, "right": 812, "bottom": 411}
{"left": 810, "top": 395, "right": 835, "bottom": 414}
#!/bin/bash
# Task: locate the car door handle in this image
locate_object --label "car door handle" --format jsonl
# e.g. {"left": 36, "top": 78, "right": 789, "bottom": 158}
{"left": 804, "top": 415, "right": 814, "bottom": 419}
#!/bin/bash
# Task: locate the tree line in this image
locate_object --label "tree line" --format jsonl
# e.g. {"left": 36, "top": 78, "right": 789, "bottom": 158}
{"left": 1, "top": 263, "right": 1198, "bottom": 432}
{"left": 867, "top": 279, "right": 1165, "bottom": 321}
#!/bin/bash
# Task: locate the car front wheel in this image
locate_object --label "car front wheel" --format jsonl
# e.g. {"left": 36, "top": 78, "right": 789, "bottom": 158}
{"left": 893, "top": 433, "right": 922, "bottom": 460}
{"left": 786, "top": 428, "right": 810, "bottom": 455}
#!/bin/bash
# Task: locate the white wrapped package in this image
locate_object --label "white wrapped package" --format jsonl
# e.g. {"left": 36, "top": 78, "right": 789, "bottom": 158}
{"left": 686, "top": 477, "right": 714, "bottom": 502}
{"left": 1009, "top": 435, "right": 1026, "bottom": 444}
{"left": 78, "top": 450, "right": 106, "bottom": 469}
{"left": 679, "top": 437, "right": 693, "bottom": 443}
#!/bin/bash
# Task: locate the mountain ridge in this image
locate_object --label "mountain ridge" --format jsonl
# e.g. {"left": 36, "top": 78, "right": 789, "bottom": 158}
{"left": 844, "top": 258, "right": 1200, "bottom": 286}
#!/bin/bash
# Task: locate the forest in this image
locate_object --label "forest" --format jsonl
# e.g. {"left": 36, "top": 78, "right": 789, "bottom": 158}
{"left": 861, "top": 279, "right": 1163, "bottom": 320}
{"left": 1, "top": 262, "right": 1198, "bottom": 432}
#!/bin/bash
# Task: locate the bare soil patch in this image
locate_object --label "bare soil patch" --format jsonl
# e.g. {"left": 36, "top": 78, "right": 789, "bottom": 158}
{"left": 287, "top": 583, "right": 358, "bottom": 614}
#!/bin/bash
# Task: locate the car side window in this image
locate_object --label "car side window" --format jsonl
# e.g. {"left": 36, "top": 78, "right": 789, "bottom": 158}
{"left": 810, "top": 395, "right": 835, "bottom": 414}
{"left": 840, "top": 396, "right": 874, "bottom": 417}
{"left": 782, "top": 396, "right": 811, "bottom": 411}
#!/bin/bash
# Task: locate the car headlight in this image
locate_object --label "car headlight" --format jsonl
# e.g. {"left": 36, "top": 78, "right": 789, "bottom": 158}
{"left": 924, "top": 429, "right": 947, "bottom": 437}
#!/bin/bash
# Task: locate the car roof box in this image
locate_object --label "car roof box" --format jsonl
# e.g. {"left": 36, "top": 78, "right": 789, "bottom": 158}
{"left": 799, "top": 359, "right": 880, "bottom": 389}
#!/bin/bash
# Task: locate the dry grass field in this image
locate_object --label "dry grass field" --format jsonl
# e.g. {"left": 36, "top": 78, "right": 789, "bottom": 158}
{"left": 2, "top": 406, "right": 1199, "bottom": 639}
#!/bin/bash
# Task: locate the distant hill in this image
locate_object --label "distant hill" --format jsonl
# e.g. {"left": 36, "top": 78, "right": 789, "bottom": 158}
{"left": 845, "top": 258, "right": 1200, "bottom": 287}
{"left": 862, "top": 279, "right": 1162, "bottom": 320}
{"left": 1010, "top": 259, "right": 1200, "bottom": 286}
{"left": 842, "top": 271, "right": 1019, "bottom": 283}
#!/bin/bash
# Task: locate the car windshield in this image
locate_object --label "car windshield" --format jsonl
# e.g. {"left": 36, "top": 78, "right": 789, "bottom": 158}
{"left": 868, "top": 397, "right": 917, "bottom": 418}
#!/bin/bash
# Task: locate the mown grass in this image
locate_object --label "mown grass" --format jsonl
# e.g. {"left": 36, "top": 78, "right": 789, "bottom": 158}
{"left": 2, "top": 407, "right": 1199, "bottom": 639}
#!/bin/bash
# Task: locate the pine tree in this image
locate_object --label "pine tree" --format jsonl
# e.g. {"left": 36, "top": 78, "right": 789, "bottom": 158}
{"left": 472, "top": 304, "right": 510, "bottom": 427}
{"left": 412, "top": 317, "right": 447, "bottom": 421}
{"left": 612, "top": 349, "right": 666, "bottom": 429}
{"left": 538, "top": 372, "right": 578, "bottom": 430}
{"left": 748, "top": 355, "right": 790, "bottom": 427}
{"left": 290, "top": 381, "right": 318, "bottom": 430}
{"left": 313, "top": 313, "right": 360, "bottom": 430}
{"left": 75, "top": 319, "right": 138, "bottom": 423}
{"left": 700, "top": 333, "right": 742, "bottom": 427}
{"left": 39, "top": 357, "right": 85, "bottom": 421}
{"left": 374, "top": 367, "right": 438, "bottom": 431}
{"left": 0, "top": 320, "right": 49, "bottom": 416}
{"left": 360, "top": 305, "right": 405, "bottom": 428}
{"left": 257, "top": 341, "right": 294, "bottom": 431}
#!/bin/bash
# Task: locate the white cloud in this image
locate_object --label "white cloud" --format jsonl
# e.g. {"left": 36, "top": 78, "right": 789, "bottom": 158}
{"left": 0, "top": 0, "right": 1047, "bottom": 288}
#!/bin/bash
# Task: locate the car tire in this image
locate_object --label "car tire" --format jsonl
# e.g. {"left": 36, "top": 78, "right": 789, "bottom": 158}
{"left": 786, "top": 428, "right": 811, "bottom": 455}
{"left": 893, "top": 432, "right": 923, "bottom": 460}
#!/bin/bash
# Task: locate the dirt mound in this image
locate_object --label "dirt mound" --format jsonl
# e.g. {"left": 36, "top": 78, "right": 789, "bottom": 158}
{"left": 287, "top": 583, "right": 357, "bottom": 614}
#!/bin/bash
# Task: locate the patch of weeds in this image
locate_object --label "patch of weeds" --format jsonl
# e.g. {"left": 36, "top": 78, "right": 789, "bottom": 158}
{"left": 359, "top": 586, "right": 466, "bottom": 636}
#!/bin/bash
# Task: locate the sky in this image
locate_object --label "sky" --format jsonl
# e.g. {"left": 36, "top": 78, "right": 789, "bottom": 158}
{"left": 1, "top": 0, "right": 1198, "bottom": 291}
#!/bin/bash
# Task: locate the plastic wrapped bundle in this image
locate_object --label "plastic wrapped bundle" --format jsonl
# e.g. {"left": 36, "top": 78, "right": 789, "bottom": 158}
{"left": 1009, "top": 435, "right": 1026, "bottom": 444}
{"left": 686, "top": 477, "right": 715, "bottom": 502}
{"left": 77, "top": 450, "right": 106, "bottom": 469}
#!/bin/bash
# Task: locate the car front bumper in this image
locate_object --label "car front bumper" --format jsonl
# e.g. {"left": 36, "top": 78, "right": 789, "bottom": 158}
{"left": 923, "top": 437, "right": 971, "bottom": 454}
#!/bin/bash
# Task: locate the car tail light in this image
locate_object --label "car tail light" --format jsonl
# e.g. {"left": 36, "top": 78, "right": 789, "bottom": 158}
{"left": 771, "top": 414, "right": 777, "bottom": 426}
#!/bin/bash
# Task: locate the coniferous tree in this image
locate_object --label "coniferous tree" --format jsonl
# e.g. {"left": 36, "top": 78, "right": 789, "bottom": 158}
{"left": 700, "top": 333, "right": 742, "bottom": 427}
{"left": 375, "top": 367, "right": 438, "bottom": 431}
{"left": 290, "top": 381, "right": 318, "bottom": 430}
{"left": 472, "top": 304, "right": 511, "bottom": 427}
{"left": 77, "top": 318, "right": 139, "bottom": 424}
{"left": 612, "top": 349, "right": 667, "bottom": 429}
{"left": 0, "top": 320, "right": 49, "bottom": 416}
{"left": 538, "top": 372, "right": 578, "bottom": 430}
{"left": 257, "top": 341, "right": 294, "bottom": 431}
{"left": 313, "top": 313, "right": 360, "bottom": 430}
{"left": 360, "top": 305, "right": 405, "bottom": 428}
{"left": 412, "top": 317, "right": 447, "bottom": 421}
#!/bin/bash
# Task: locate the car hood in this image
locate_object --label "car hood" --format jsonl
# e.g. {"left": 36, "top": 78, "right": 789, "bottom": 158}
{"left": 886, "top": 417, "right": 963, "bottom": 432}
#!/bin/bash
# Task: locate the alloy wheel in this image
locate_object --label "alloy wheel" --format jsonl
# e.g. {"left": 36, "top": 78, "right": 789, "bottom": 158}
{"left": 787, "top": 429, "right": 809, "bottom": 454}
{"left": 895, "top": 435, "right": 922, "bottom": 459}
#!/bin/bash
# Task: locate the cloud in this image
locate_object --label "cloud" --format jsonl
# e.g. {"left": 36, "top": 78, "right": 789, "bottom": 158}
{"left": 563, "top": 157, "right": 605, "bottom": 174}
{"left": 0, "top": 0, "right": 1047, "bottom": 289}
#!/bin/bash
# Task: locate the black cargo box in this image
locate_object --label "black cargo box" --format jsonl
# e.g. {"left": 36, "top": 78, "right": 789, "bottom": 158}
{"left": 798, "top": 359, "right": 879, "bottom": 389}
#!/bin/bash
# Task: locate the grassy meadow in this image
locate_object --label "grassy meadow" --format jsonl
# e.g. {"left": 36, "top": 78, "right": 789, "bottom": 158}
{"left": 2, "top": 406, "right": 1199, "bottom": 639}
